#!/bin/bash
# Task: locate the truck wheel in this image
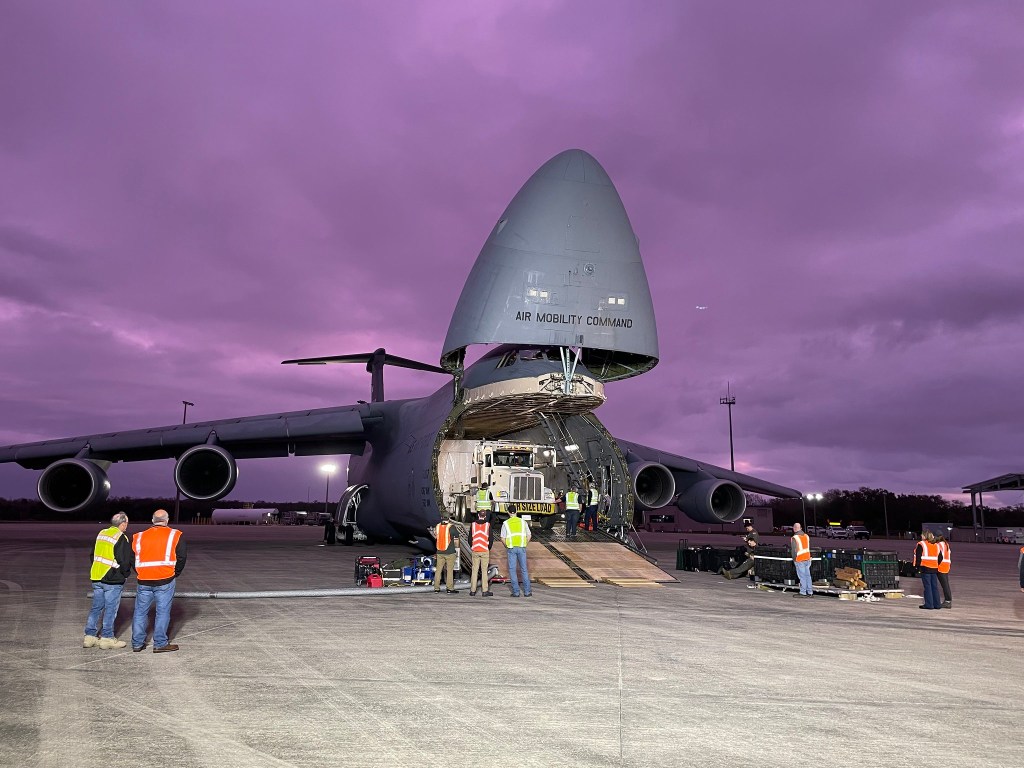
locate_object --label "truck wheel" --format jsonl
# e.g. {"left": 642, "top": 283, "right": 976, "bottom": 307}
{"left": 539, "top": 515, "right": 556, "bottom": 530}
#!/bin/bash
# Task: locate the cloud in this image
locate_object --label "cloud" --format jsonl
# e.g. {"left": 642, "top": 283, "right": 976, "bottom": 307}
{"left": 1, "top": 1, "right": 1023, "bottom": 505}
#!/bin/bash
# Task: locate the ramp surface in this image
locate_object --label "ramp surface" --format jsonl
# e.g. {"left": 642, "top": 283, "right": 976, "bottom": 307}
{"left": 551, "top": 541, "right": 677, "bottom": 583}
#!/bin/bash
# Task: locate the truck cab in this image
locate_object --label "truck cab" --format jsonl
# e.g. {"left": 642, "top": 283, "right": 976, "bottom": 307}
{"left": 437, "top": 439, "right": 559, "bottom": 523}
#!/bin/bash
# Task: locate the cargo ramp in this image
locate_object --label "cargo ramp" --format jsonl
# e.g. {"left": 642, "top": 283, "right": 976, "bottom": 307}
{"left": 452, "top": 522, "right": 676, "bottom": 588}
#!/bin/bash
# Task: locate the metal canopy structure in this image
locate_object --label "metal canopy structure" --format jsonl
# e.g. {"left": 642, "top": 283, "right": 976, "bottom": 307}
{"left": 960, "top": 473, "right": 1024, "bottom": 542}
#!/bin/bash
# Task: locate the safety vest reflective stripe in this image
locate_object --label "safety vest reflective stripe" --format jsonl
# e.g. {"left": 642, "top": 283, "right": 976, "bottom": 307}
{"left": 589, "top": 488, "right": 599, "bottom": 505}
{"left": 937, "top": 541, "right": 951, "bottom": 573}
{"left": 133, "top": 527, "right": 180, "bottom": 580}
{"left": 504, "top": 517, "right": 528, "bottom": 548}
{"left": 918, "top": 541, "right": 939, "bottom": 566}
{"left": 793, "top": 534, "right": 811, "bottom": 562}
{"left": 436, "top": 524, "right": 452, "bottom": 551}
{"left": 90, "top": 526, "right": 121, "bottom": 580}
{"left": 565, "top": 492, "right": 580, "bottom": 511}
{"left": 475, "top": 490, "right": 492, "bottom": 511}
{"left": 471, "top": 522, "right": 490, "bottom": 552}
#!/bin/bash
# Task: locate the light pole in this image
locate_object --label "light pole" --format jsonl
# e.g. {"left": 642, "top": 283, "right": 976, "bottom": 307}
{"left": 320, "top": 463, "right": 337, "bottom": 519}
{"left": 719, "top": 383, "right": 736, "bottom": 471}
{"left": 173, "top": 400, "right": 194, "bottom": 524}
{"left": 806, "top": 493, "right": 822, "bottom": 530}
{"left": 882, "top": 491, "right": 890, "bottom": 539}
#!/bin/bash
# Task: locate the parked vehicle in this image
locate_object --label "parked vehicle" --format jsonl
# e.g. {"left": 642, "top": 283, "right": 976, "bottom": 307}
{"left": 827, "top": 526, "right": 850, "bottom": 539}
{"left": 807, "top": 525, "right": 829, "bottom": 537}
{"left": 847, "top": 525, "right": 871, "bottom": 540}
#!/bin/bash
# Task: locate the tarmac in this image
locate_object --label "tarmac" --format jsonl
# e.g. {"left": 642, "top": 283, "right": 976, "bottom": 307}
{"left": 1, "top": 522, "right": 1022, "bottom": 768}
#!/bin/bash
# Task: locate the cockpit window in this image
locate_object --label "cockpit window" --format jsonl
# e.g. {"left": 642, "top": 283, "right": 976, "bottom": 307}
{"left": 520, "top": 349, "right": 548, "bottom": 361}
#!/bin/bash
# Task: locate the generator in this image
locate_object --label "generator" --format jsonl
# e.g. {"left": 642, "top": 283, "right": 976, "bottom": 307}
{"left": 354, "top": 556, "right": 382, "bottom": 586}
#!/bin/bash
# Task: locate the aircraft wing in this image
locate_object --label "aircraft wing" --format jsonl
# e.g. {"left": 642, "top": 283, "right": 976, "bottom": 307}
{"left": 0, "top": 405, "right": 371, "bottom": 470}
{"left": 617, "top": 438, "right": 802, "bottom": 499}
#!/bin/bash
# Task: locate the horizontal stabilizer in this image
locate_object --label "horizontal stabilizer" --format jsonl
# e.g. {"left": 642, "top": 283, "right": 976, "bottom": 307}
{"left": 282, "top": 348, "right": 449, "bottom": 402}
{"left": 281, "top": 348, "right": 448, "bottom": 375}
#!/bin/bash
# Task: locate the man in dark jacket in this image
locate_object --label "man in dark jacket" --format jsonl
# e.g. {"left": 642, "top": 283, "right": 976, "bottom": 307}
{"left": 720, "top": 522, "right": 759, "bottom": 580}
{"left": 84, "top": 512, "right": 134, "bottom": 650}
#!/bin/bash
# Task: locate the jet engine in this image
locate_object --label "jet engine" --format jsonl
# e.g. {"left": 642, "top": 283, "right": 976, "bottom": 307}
{"left": 174, "top": 444, "right": 238, "bottom": 501}
{"left": 37, "top": 458, "right": 111, "bottom": 513}
{"left": 676, "top": 478, "right": 746, "bottom": 523}
{"left": 628, "top": 461, "right": 676, "bottom": 510}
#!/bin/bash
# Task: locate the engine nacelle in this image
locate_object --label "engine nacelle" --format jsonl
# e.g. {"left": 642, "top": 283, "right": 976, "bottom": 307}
{"left": 37, "top": 459, "right": 111, "bottom": 513}
{"left": 628, "top": 461, "right": 676, "bottom": 510}
{"left": 175, "top": 444, "right": 238, "bottom": 501}
{"left": 676, "top": 478, "right": 746, "bottom": 524}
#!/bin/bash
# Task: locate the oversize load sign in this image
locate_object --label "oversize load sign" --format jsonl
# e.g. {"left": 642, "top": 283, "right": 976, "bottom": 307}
{"left": 498, "top": 502, "right": 557, "bottom": 514}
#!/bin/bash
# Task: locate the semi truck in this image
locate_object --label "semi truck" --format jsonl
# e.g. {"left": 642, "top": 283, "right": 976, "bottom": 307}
{"left": 437, "top": 439, "right": 561, "bottom": 524}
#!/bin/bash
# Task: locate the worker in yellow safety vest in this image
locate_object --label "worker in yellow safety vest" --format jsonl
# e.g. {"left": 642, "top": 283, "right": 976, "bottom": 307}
{"left": 131, "top": 509, "right": 187, "bottom": 652}
{"left": 914, "top": 531, "right": 942, "bottom": 609}
{"left": 475, "top": 483, "right": 495, "bottom": 517}
{"left": 935, "top": 534, "right": 952, "bottom": 609}
{"left": 564, "top": 489, "right": 582, "bottom": 540}
{"left": 584, "top": 485, "right": 600, "bottom": 531}
{"left": 469, "top": 509, "right": 493, "bottom": 597}
{"left": 432, "top": 518, "right": 460, "bottom": 594}
{"left": 790, "top": 523, "right": 813, "bottom": 597}
{"left": 500, "top": 505, "right": 532, "bottom": 597}
{"left": 84, "top": 512, "right": 133, "bottom": 650}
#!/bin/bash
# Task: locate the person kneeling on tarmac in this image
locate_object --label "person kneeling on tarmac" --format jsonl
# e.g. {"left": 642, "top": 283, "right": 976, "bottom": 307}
{"left": 719, "top": 522, "right": 759, "bottom": 580}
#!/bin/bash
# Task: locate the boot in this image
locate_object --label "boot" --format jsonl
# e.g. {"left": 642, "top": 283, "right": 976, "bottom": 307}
{"left": 83, "top": 635, "right": 99, "bottom": 648}
{"left": 723, "top": 570, "right": 734, "bottom": 580}
{"left": 98, "top": 637, "right": 127, "bottom": 650}
{"left": 941, "top": 600, "right": 951, "bottom": 609}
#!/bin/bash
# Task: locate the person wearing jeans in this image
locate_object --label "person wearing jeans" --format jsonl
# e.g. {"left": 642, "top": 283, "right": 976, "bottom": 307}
{"left": 132, "top": 581, "right": 177, "bottom": 649}
{"left": 791, "top": 523, "right": 813, "bottom": 597}
{"left": 500, "top": 505, "right": 532, "bottom": 597}
{"left": 84, "top": 512, "right": 133, "bottom": 650}
{"left": 131, "top": 509, "right": 187, "bottom": 652}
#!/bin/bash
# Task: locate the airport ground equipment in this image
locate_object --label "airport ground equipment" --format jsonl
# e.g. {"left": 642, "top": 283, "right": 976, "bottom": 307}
{"left": 354, "top": 556, "right": 382, "bottom": 586}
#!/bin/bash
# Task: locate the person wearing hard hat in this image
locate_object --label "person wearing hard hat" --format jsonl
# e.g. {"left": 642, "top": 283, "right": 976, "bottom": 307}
{"left": 83, "top": 511, "right": 133, "bottom": 650}
{"left": 500, "top": 504, "right": 532, "bottom": 597}
{"left": 469, "top": 508, "right": 493, "bottom": 596}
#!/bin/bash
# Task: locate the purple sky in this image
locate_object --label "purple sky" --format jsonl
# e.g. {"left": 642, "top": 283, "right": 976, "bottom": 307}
{"left": 2, "top": 1, "right": 1023, "bottom": 506}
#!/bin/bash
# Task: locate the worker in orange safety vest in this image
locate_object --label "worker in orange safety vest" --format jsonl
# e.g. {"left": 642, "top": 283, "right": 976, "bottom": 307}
{"left": 935, "top": 534, "right": 952, "bottom": 609}
{"left": 914, "top": 531, "right": 942, "bottom": 609}
{"left": 432, "top": 518, "right": 460, "bottom": 594}
{"left": 469, "top": 509, "right": 493, "bottom": 597}
{"left": 790, "top": 522, "right": 813, "bottom": 597}
{"left": 131, "top": 509, "right": 186, "bottom": 652}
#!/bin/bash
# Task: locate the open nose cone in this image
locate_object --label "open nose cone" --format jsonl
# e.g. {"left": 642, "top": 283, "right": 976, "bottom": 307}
{"left": 442, "top": 149, "right": 659, "bottom": 381}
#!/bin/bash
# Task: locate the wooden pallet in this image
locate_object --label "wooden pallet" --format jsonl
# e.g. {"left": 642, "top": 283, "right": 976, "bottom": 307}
{"left": 603, "top": 577, "right": 661, "bottom": 588}
{"left": 536, "top": 577, "right": 594, "bottom": 588}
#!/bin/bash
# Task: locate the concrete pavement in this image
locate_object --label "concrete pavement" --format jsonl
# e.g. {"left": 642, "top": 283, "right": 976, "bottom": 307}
{"left": 1, "top": 523, "right": 1021, "bottom": 768}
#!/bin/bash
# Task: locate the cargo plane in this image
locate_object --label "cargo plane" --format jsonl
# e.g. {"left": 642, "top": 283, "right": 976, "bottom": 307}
{"left": 0, "top": 149, "right": 800, "bottom": 548}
